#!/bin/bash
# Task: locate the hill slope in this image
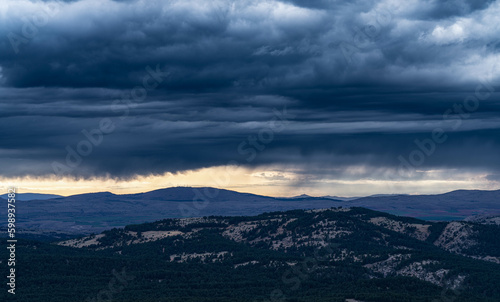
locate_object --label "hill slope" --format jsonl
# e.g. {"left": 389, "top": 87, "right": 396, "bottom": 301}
{"left": 8, "top": 207, "right": 489, "bottom": 302}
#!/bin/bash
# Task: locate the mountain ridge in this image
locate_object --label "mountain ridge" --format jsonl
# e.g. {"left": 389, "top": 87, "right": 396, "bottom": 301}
{"left": 42, "top": 206, "right": 499, "bottom": 302}
{"left": 0, "top": 193, "right": 63, "bottom": 201}
{"left": 2, "top": 187, "right": 500, "bottom": 235}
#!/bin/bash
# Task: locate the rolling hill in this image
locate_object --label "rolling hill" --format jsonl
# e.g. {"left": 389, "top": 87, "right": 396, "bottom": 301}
{"left": 2, "top": 187, "right": 500, "bottom": 235}
{"left": 2, "top": 207, "right": 499, "bottom": 302}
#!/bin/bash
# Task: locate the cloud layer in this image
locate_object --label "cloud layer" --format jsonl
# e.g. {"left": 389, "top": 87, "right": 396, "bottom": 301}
{"left": 1, "top": 0, "right": 500, "bottom": 191}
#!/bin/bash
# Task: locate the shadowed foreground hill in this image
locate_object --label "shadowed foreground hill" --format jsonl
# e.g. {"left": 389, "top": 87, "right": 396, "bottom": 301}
{"left": 2, "top": 207, "right": 499, "bottom": 302}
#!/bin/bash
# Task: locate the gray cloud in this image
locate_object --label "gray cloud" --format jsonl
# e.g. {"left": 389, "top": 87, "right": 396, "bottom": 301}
{"left": 0, "top": 0, "right": 500, "bottom": 182}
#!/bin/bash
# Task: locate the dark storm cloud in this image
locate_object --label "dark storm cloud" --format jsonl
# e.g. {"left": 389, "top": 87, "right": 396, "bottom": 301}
{"left": 1, "top": 0, "right": 500, "bottom": 180}
{"left": 402, "top": 0, "right": 495, "bottom": 20}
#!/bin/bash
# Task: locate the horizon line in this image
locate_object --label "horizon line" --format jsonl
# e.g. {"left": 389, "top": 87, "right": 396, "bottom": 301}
{"left": 3, "top": 185, "right": 500, "bottom": 199}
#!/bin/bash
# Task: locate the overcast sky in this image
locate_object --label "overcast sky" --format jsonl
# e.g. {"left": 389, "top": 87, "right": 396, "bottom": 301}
{"left": 1, "top": 0, "right": 500, "bottom": 196}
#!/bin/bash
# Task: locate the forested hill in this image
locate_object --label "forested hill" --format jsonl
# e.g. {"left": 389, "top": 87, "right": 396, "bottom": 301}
{"left": 2, "top": 207, "right": 500, "bottom": 302}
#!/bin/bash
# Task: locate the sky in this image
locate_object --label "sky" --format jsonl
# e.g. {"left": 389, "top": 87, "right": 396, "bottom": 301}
{"left": 1, "top": 0, "right": 500, "bottom": 197}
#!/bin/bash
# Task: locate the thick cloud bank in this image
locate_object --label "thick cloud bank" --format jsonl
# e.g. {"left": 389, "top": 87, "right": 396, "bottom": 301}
{"left": 0, "top": 0, "right": 500, "bottom": 185}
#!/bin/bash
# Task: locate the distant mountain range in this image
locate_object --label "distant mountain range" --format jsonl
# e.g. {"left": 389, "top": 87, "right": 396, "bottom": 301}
{"left": 321, "top": 193, "right": 409, "bottom": 201}
{"left": 0, "top": 187, "right": 339, "bottom": 234}
{"left": 1, "top": 187, "right": 500, "bottom": 235}
{"left": 0, "top": 193, "right": 62, "bottom": 201}
{"left": 350, "top": 189, "right": 500, "bottom": 221}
